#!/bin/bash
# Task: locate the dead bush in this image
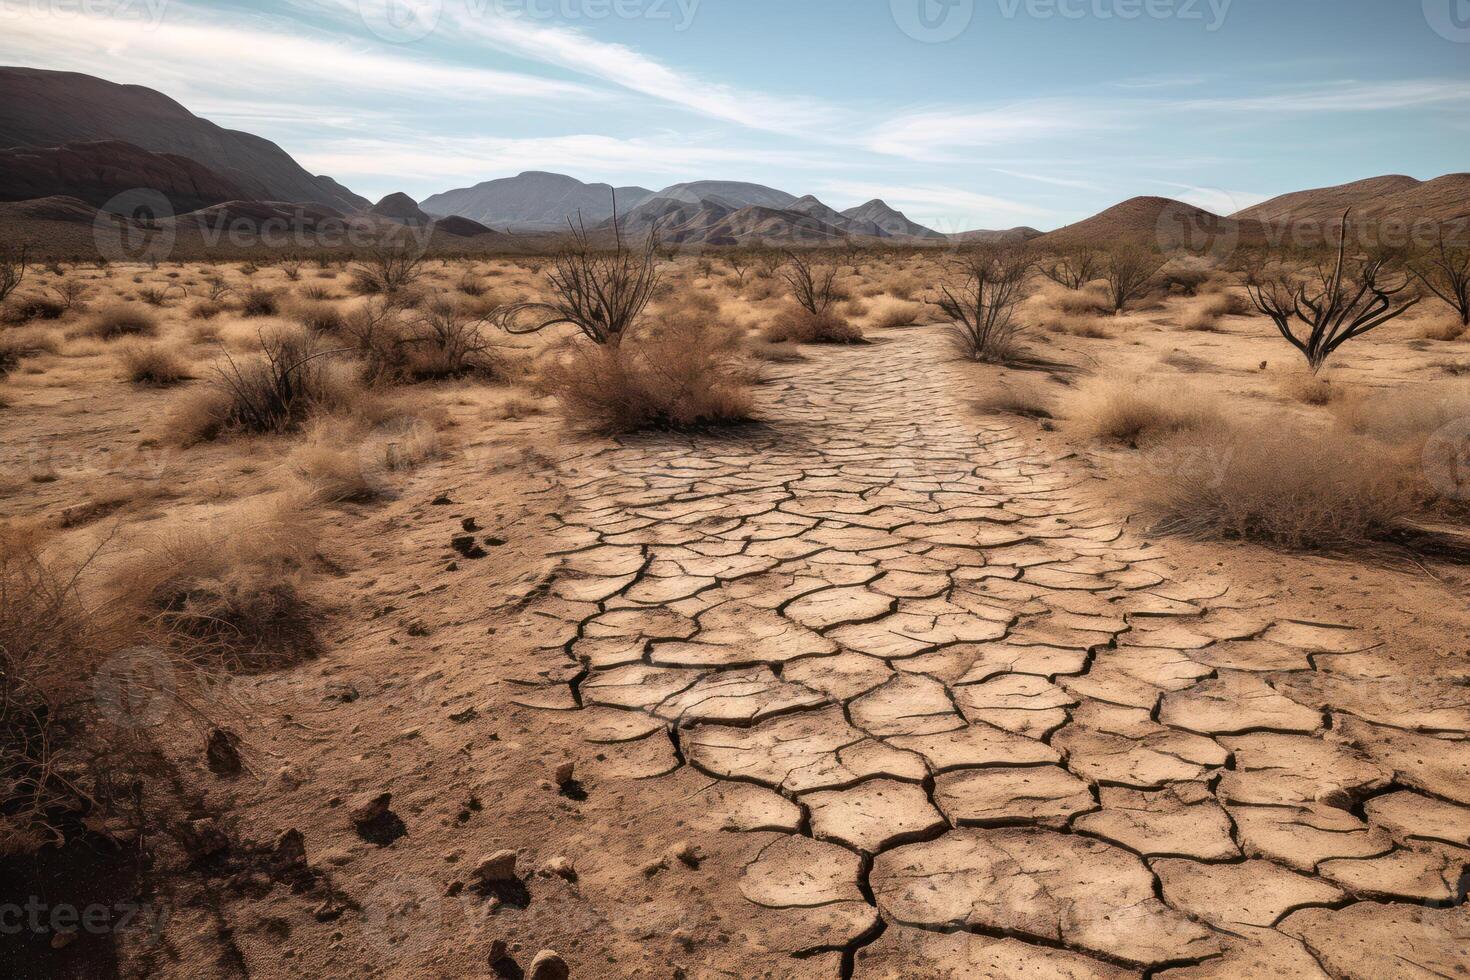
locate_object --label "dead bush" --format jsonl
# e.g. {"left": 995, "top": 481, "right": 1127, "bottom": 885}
{"left": 350, "top": 244, "right": 426, "bottom": 296}
{"left": 1418, "top": 314, "right": 1466, "bottom": 342}
{"left": 762, "top": 307, "right": 863, "bottom": 344}
{"left": 1277, "top": 370, "right": 1338, "bottom": 406}
{"left": 118, "top": 498, "right": 322, "bottom": 671}
{"left": 1144, "top": 421, "right": 1416, "bottom": 549}
{"left": 2, "top": 295, "right": 65, "bottom": 324}
{"left": 0, "top": 243, "right": 28, "bottom": 305}
{"left": 935, "top": 247, "right": 1032, "bottom": 363}
{"left": 543, "top": 320, "right": 755, "bottom": 433}
{"left": 240, "top": 287, "right": 279, "bottom": 318}
{"left": 292, "top": 405, "right": 446, "bottom": 503}
{"left": 120, "top": 342, "right": 190, "bottom": 386}
{"left": 1038, "top": 249, "right": 1099, "bottom": 290}
{"left": 293, "top": 299, "right": 345, "bottom": 334}
{"left": 84, "top": 303, "right": 158, "bottom": 340}
{"left": 1246, "top": 215, "right": 1420, "bottom": 373}
{"left": 399, "top": 299, "right": 500, "bottom": 380}
{"left": 781, "top": 251, "right": 842, "bottom": 315}
{"left": 1103, "top": 246, "right": 1167, "bottom": 313}
{"left": 205, "top": 328, "right": 358, "bottom": 436}
{"left": 1070, "top": 378, "right": 1224, "bottom": 448}
{"left": 867, "top": 297, "right": 924, "bottom": 329}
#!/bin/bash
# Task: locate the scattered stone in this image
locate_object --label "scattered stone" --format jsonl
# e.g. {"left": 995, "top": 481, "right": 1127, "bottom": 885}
{"left": 669, "top": 841, "right": 704, "bottom": 869}
{"left": 541, "top": 856, "right": 577, "bottom": 882}
{"left": 206, "top": 728, "right": 243, "bottom": 776}
{"left": 475, "top": 850, "right": 518, "bottom": 884}
{"left": 528, "top": 950, "right": 569, "bottom": 980}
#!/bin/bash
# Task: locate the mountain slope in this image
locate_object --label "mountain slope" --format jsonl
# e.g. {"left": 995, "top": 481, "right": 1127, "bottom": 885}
{"left": 655, "top": 181, "right": 798, "bottom": 211}
{"left": 0, "top": 67, "right": 367, "bottom": 211}
{"left": 1233, "top": 175, "right": 1424, "bottom": 226}
{"left": 1038, "top": 196, "right": 1265, "bottom": 249}
{"left": 420, "top": 171, "right": 654, "bottom": 231}
{"left": 840, "top": 200, "right": 944, "bottom": 239}
{"left": 0, "top": 139, "right": 250, "bottom": 213}
{"left": 599, "top": 195, "right": 848, "bottom": 247}
{"left": 951, "top": 227, "right": 1044, "bottom": 244}
{"left": 369, "top": 192, "right": 431, "bottom": 224}
{"left": 788, "top": 196, "right": 889, "bottom": 238}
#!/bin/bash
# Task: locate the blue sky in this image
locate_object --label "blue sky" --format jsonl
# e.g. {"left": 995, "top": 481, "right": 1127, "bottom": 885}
{"left": 2, "top": 0, "right": 1467, "bottom": 230}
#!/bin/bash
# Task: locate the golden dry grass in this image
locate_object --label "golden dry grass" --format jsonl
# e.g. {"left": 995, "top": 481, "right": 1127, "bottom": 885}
{"left": 762, "top": 307, "right": 864, "bottom": 344}
{"left": 119, "top": 342, "right": 190, "bottom": 386}
{"left": 1069, "top": 377, "right": 1224, "bottom": 447}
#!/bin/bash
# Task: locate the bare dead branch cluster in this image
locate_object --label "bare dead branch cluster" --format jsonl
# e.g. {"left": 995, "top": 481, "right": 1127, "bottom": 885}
{"left": 351, "top": 244, "right": 426, "bottom": 296}
{"left": 0, "top": 243, "right": 29, "bottom": 304}
{"left": 780, "top": 249, "right": 841, "bottom": 315}
{"left": 1411, "top": 234, "right": 1470, "bottom": 326}
{"left": 1246, "top": 212, "right": 1421, "bottom": 373}
{"left": 1102, "top": 246, "right": 1166, "bottom": 313}
{"left": 934, "top": 246, "right": 1033, "bottom": 363}
{"left": 492, "top": 207, "right": 661, "bottom": 347}
{"left": 1038, "top": 249, "right": 1097, "bottom": 291}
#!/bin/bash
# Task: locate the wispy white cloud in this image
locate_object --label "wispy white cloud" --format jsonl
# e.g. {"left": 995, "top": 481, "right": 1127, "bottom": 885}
{"left": 865, "top": 101, "right": 1123, "bottom": 159}
{"left": 1175, "top": 80, "right": 1470, "bottom": 114}
{"left": 0, "top": 5, "right": 600, "bottom": 111}
{"left": 989, "top": 167, "right": 1098, "bottom": 191}
{"left": 1153, "top": 181, "right": 1270, "bottom": 216}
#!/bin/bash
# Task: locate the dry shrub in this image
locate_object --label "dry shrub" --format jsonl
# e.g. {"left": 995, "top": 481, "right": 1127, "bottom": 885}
{"left": 1277, "top": 370, "right": 1338, "bottom": 406}
{"left": 747, "top": 339, "right": 806, "bottom": 363}
{"left": 294, "top": 299, "right": 345, "bottom": 334}
{"left": 1053, "top": 313, "right": 1114, "bottom": 338}
{"left": 1177, "top": 307, "right": 1223, "bottom": 333}
{"left": 239, "top": 287, "right": 279, "bottom": 318}
{"left": 884, "top": 273, "right": 922, "bottom": 301}
{"left": 1418, "top": 314, "right": 1466, "bottom": 342}
{"left": 497, "top": 397, "right": 544, "bottom": 420}
{"left": 292, "top": 402, "right": 446, "bottom": 503}
{"left": 762, "top": 307, "right": 863, "bottom": 344}
{"left": 119, "top": 342, "right": 190, "bottom": 386}
{"left": 118, "top": 497, "right": 322, "bottom": 671}
{"left": 2, "top": 295, "right": 65, "bottom": 325}
{"left": 1051, "top": 285, "right": 1113, "bottom": 316}
{"left": 170, "top": 327, "right": 359, "bottom": 442}
{"left": 1332, "top": 388, "right": 1470, "bottom": 448}
{"left": 1196, "top": 288, "right": 1252, "bottom": 317}
{"left": 543, "top": 321, "right": 755, "bottom": 433}
{"left": 1070, "top": 378, "right": 1224, "bottom": 448}
{"left": 1143, "top": 421, "right": 1416, "bottom": 549}
{"left": 0, "top": 328, "right": 60, "bottom": 376}
{"left": 867, "top": 297, "right": 924, "bottom": 329}
{"left": 84, "top": 303, "right": 158, "bottom": 340}
{"left": 189, "top": 299, "right": 223, "bottom": 321}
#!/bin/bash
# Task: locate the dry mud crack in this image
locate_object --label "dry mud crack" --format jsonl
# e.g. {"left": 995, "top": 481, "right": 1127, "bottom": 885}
{"left": 504, "top": 330, "right": 1470, "bottom": 977}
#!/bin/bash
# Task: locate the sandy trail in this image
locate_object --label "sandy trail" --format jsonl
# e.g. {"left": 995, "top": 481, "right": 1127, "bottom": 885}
{"left": 499, "top": 327, "right": 1470, "bottom": 976}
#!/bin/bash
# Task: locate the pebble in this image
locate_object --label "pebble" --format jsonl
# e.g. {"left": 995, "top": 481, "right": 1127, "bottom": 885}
{"left": 475, "top": 849, "right": 518, "bottom": 883}
{"left": 348, "top": 792, "right": 391, "bottom": 825}
{"left": 554, "top": 761, "right": 575, "bottom": 786}
{"left": 529, "top": 949, "right": 569, "bottom": 980}
{"left": 541, "top": 856, "right": 577, "bottom": 881}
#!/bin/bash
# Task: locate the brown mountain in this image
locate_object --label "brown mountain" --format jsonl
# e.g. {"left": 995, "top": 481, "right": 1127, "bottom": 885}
{"left": 369, "top": 192, "right": 431, "bottom": 225}
{"left": 0, "top": 139, "right": 249, "bottom": 213}
{"left": 840, "top": 199, "right": 945, "bottom": 240}
{"left": 1232, "top": 174, "right": 1470, "bottom": 228}
{"left": 601, "top": 195, "right": 850, "bottom": 247}
{"left": 951, "top": 227, "right": 1044, "bottom": 244}
{"left": 0, "top": 66, "right": 367, "bottom": 212}
{"left": 1038, "top": 196, "right": 1266, "bottom": 249}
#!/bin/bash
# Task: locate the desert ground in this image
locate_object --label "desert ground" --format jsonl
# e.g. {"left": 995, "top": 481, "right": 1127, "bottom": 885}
{"left": 2, "top": 246, "right": 1469, "bottom": 979}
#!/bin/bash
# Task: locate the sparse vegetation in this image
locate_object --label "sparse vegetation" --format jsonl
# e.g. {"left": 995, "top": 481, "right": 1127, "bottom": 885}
{"left": 1246, "top": 215, "right": 1420, "bottom": 373}
{"left": 1102, "top": 245, "right": 1166, "bottom": 313}
{"left": 84, "top": 303, "right": 159, "bottom": 339}
{"left": 1071, "top": 378, "right": 1224, "bottom": 447}
{"left": 762, "top": 307, "right": 862, "bottom": 344}
{"left": 1410, "top": 234, "right": 1470, "bottom": 326}
{"left": 1038, "top": 249, "right": 1097, "bottom": 290}
{"left": 351, "top": 244, "right": 426, "bottom": 296}
{"left": 933, "top": 246, "right": 1032, "bottom": 363}
{"left": 0, "top": 243, "right": 28, "bottom": 305}
{"left": 781, "top": 250, "right": 842, "bottom": 316}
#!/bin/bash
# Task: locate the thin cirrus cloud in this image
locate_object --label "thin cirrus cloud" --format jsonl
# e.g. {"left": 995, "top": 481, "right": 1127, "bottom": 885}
{"left": 0, "top": 6, "right": 601, "bottom": 110}
{"left": 864, "top": 101, "right": 1124, "bottom": 159}
{"left": 296, "top": 0, "right": 843, "bottom": 138}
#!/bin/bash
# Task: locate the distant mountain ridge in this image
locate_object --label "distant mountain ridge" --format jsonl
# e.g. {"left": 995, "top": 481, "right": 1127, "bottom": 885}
{"left": 1233, "top": 173, "right": 1470, "bottom": 229}
{"left": 0, "top": 66, "right": 367, "bottom": 212}
{"left": 420, "top": 172, "right": 656, "bottom": 232}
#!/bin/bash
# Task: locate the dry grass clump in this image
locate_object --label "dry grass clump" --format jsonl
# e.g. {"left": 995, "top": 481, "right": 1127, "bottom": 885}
{"left": 239, "top": 287, "right": 279, "bottom": 318}
{"left": 1052, "top": 313, "right": 1114, "bottom": 338}
{"left": 543, "top": 320, "right": 755, "bottom": 433}
{"left": 866, "top": 297, "right": 925, "bottom": 329}
{"left": 1417, "top": 314, "right": 1467, "bottom": 342}
{"left": 292, "top": 402, "right": 447, "bottom": 503}
{"left": 1070, "top": 378, "right": 1224, "bottom": 448}
{"left": 189, "top": 299, "right": 223, "bottom": 321}
{"left": 119, "top": 342, "right": 190, "bottom": 386}
{"left": 0, "top": 328, "right": 60, "bottom": 376}
{"left": 762, "top": 307, "right": 863, "bottom": 344}
{"left": 1050, "top": 285, "right": 1113, "bottom": 316}
{"left": 293, "top": 299, "right": 346, "bottom": 334}
{"left": 84, "top": 303, "right": 158, "bottom": 340}
{"left": 166, "top": 327, "right": 359, "bottom": 443}
{"left": 2, "top": 295, "right": 65, "bottom": 324}
{"left": 118, "top": 498, "right": 322, "bottom": 671}
{"left": 747, "top": 339, "right": 806, "bottom": 363}
{"left": 1143, "top": 421, "right": 1416, "bottom": 549}
{"left": 1277, "top": 370, "right": 1338, "bottom": 406}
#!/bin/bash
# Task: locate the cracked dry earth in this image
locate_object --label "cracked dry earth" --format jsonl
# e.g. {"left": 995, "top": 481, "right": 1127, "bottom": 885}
{"left": 499, "top": 329, "right": 1470, "bottom": 979}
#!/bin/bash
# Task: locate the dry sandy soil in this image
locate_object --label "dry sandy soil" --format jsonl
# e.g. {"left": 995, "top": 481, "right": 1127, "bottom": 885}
{"left": 2, "top": 254, "right": 1468, "bottom": 979}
